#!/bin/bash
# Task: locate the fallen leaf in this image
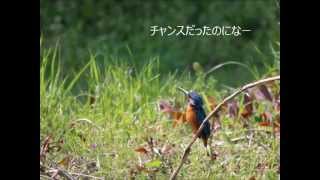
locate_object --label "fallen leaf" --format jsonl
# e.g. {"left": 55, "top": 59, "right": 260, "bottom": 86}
{"left": 258, "top": 85, "right": 273, "bottom": 101}
{"left": 258, "top": 121, "right": 272, "bottom": 127}
{"left": 50, "top": 169, "right": 59, "bottom": 179}
{"left": 258, "top": 112, "right": 273, "bottom": 126}
{"left": 249, "top": 85, "right": 273, "bottom": 102}
{"left": 159, "top": 100, "right": 187, "bottom": 127}
{"left": 159, "top": 100, "right": 173, "bottom": 113}
{"left": 161, "top": 144, "right": 174, "bottom": 156}
{"left": 144, "top": 159, "right": 162, "bottom": 168}
{"left": 58, "top": 155, "right": 72, "bottom": 168}
{"left": 241, "top": 92, "right": 253, "bottom": 119}
{"left": 40, "top": 135, "right": 52, "bottom": 161}
{"left": 134, "top": 147, "right": 149, "bottom": 154}
{"left": 171, "top": 111, "right": 186, "bottom": 127}
{"left": 260, "top": 112, "right": 273, "bottom": 121}
{"left": 227, "top": 100, "right": 239, "bottom": 118}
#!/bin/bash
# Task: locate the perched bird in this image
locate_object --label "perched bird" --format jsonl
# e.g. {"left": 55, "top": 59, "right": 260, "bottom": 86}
{"left": 177, "top": 87, "right": 211, "bottom": 150}
{"left": 159, "top": 88, "right": 211, "bottom": 155}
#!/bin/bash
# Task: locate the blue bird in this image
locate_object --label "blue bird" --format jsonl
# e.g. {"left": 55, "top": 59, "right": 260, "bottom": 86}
{"left": 178, "top": 87, "right": 211, "bottom": 154}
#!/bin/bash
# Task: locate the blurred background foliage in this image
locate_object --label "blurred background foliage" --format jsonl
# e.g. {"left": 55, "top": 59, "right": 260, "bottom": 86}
{"left": 40, "top": 0, "right": 279, "bottom": 86}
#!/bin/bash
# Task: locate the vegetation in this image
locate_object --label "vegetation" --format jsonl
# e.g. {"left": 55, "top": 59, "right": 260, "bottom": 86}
{"left": 40, "top": 1, "right": 280, "bottom": 179}
{"left": 40, "top": 40, "right": 279, "bottom": 179}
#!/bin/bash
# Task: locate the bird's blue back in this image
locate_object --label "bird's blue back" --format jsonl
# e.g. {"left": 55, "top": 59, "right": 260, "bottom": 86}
{"left": 188, "top": 91, "right": 211, "bottom": 139}
{"left": 195, "top": 106, "right": 211, "bottom": 139}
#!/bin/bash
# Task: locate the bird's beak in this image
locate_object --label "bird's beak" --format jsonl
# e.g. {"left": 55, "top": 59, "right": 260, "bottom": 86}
{"left": 177, "top": 87, "right": 189, "bottom": 96}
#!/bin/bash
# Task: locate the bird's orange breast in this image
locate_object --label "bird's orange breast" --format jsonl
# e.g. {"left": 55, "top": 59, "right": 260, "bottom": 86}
{"left": 185, "top": 105, "right": 200, "bottom": 133}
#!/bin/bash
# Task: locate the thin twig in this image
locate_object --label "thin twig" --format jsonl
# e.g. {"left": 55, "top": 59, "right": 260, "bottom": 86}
{"left": 69, "top": 172, "right": 105, "bottom": 180}
{"left": 55, "top": 168, "right": 75, "bottom": 180}
{"left": 41, "top": 164, "right": 104, "bottom": 180}
{"left": 248, "top": 134, "right": 254, "bottom": 148}
{"left": 169, "top": 75, "right": 280, "bottom": 180}
{"left": 40, "top": 174, "right": 51, "bottom": 180}
{"left": 230, "top": 136, "right": 246, "bottom": 142}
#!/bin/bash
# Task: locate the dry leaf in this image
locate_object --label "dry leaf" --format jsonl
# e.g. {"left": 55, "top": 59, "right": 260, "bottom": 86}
{"left": 159, "top": 100, "right": 173, "bottom": 113}
{"left": 259, "top": 85, "right": 273, "bottom": 101}
{"left": 144, "top": 159, "right": 162, "bottom": 168}
{"left": 260, "top": 112, "right": 273, "bottom": 121}
{"left": 249, "top": 85, "right": 273, "bottom": 102}
{"left": 227, "top": 100, "right": 239, "bottom": 118}
{"left": 161, "top": 144, "right": 174, "bottom": 156}
{"left": 171, "top": 111, "right": 186, "bottom": 127}
{"left": 58, "top": 155, "right": 72, "bottom": 168}
{"left": 40, "top": 135, "right": 52, "bottom": 161}
{"left": 159, "top": 100, "right": 187, "bottom": 127}
{"left": 241, "top": 92, "right": 253, "bottom": 119}
{"left": 135, "top": 147, "right": 149, "bottom": 154}
{"left": 50, "top": 169, "right": 59, "bottom": 179}
{"left": 258, "top": 121, "right": 272, "bottom": 127}
{"left": 258, "top": 112, "right": 273, "bottom": 126}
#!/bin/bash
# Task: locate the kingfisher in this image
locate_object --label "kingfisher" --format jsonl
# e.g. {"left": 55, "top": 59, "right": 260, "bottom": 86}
{"left": 177, "top": 87, "right": 211, "bottom": 154}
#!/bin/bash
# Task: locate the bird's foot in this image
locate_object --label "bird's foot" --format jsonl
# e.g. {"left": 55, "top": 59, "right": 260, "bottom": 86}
{"left": 205, "top": 146, "right": 211, "bottom": 157}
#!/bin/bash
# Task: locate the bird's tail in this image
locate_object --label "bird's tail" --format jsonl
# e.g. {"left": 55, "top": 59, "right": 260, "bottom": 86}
{"left": 202, "top": 137, "right": 208, "bottom": 147}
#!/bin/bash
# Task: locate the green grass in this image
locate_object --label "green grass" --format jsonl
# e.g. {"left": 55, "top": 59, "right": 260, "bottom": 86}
{"left": 40, "top": 42, "right": 279, "bottom": 179}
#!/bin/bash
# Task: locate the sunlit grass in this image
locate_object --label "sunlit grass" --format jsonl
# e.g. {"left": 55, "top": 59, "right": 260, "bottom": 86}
{"left": 40, "top": 42, "right": 279, "bottom": 179}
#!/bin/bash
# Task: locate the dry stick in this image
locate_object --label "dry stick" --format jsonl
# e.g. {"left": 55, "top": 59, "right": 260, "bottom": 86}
{"left": 169, "top": 75, "right": 280, "bottom": 180}
{"left": 42, "top": 163, "right": 104, "bottom": 180}
{"left": 69, "top": 172, "right": 104, "bottom": 180}
{"left": 55, "top": 168, "right": 76, "bottom": 180}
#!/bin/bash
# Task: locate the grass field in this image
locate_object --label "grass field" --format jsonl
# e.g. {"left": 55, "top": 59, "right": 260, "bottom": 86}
{"left": 40, "top": 40, "right": 280, "bottom": 179}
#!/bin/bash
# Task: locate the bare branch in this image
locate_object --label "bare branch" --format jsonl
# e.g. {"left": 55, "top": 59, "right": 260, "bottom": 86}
{"left": 55, "top": 168, "right": 75, "bottom": 180}
{"left": 41, "top": 164, "right": 104, "bottom": 180}
{"left": 169, "top": 75, "right": 280, "bottom": 180}
{"left": 69, "top": 172, "right": 104, "bottom": 180}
